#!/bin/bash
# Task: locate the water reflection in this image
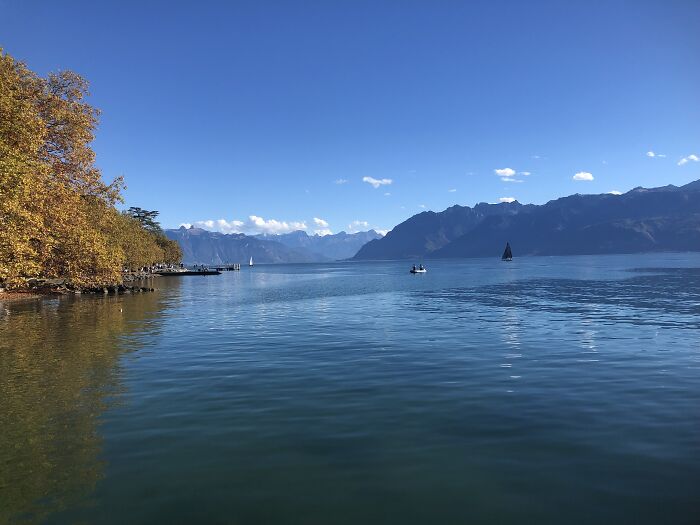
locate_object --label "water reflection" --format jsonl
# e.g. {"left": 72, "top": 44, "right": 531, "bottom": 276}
{"left": 0, "top": 292, "right": 168, "bottom": 525}
{"left": 1, "top": 261, "right": 699, "bottom": 524}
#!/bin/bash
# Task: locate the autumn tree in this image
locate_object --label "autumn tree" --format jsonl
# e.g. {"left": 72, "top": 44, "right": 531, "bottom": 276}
{"left": 0, "top": 50, "right": 49, "bottom": 284}
{"left": 0, "top": 49, "right": 181, "bottom": 288}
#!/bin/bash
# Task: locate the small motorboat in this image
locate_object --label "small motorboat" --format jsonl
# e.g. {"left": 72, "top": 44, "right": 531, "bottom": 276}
{"left": 410, "top": 265, "right": 427, "bottom": 274}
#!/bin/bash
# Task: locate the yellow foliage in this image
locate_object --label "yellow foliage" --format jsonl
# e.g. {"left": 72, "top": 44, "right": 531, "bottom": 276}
{"left": 0, "top": 50, "right": 181, "bottom": 288}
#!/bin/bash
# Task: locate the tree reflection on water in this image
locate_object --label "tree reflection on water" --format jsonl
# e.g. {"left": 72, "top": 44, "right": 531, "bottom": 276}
{"left": 0, "top": 291, "right": 167, "bottom": 524}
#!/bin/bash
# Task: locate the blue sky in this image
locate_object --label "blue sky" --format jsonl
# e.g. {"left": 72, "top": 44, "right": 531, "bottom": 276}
{"left": 3, "top": 0, "right": 699, "bottom": 235}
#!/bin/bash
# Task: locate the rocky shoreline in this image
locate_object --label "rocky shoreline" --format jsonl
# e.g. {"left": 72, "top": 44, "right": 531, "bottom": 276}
{"left": 0, "top": 273, "right": 159, "bottom": 299}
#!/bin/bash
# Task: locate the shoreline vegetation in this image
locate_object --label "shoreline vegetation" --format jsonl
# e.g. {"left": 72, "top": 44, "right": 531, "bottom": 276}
{"left": 0, "top": 49, "right": 182, "bottom": 294}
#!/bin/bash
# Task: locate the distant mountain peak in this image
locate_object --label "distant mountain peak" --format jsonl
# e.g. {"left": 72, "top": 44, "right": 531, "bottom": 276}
{"left": 354, "top": 178, "right": 700, "bottom": 260}
{"left": 166, "top": 228, "right": 382, "bottom": 263}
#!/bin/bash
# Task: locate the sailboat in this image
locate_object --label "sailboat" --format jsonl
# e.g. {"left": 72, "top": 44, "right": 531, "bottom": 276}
{"left": 502, "top": 242, "right": 513, "bottom": 261}
{"left": 249, "top": 256, "right": 254, "bottom": 267}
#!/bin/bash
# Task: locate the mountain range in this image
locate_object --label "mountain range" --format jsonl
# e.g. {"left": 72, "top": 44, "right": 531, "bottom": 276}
{"left": 254, "top": 230, "right": 382, "bottom": 260}
{"left": 354, "top": 179, "right": 700, "bottom": 260}
{"left": 165, "top": 228, "right": 382, "bottom": 264}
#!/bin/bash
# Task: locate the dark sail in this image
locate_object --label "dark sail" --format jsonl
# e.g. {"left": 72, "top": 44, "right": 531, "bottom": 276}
{"left": 502, "top": 242, "right": 513, "bottom": 261}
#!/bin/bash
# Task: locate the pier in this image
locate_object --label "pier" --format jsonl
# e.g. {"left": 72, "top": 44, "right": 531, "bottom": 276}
{"left": 214, "top": 264, "right": 242, "bottom": 271}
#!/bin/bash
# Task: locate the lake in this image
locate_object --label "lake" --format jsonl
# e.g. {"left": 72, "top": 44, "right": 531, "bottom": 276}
{"left": 1, "top": 254, "right": 699, "bottom": 524}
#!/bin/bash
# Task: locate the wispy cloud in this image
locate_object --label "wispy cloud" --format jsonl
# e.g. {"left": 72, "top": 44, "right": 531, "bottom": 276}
{"left": 678, "top": 154, "right": 699, "bottom": 166}
{"left": 334, "top": 178, "right": 348, "bottom": 184}
{"left": 646, "top": 151, "right": 666, "bottom": 158}
{"left": 418, "top": 204, "right": 426, "bottom": 209}
{"left": 375, "top": 229, "right": 389, "bottom": 236}
{"left": 519, "top": 171, "right": 531, "bottom": 176}
{"left": 501, "top": 177, "right": 524, "bottom": 183}
{"left": 384, "top": 192, "right": 391, "bottom": 196}
{"left": 362, "top": 176, "right": 392, "bottom": 188}
{"left": 573, "top": 171, "right": 594, "bottom": 181}
{"left": 448, "top": 188, "right": 457, "bottom": 192}
{"left": 608, "top": 190, "right": 622, "bottom": 195}
{"left": 499, "top": 197, "right": 516, "bottom": 203}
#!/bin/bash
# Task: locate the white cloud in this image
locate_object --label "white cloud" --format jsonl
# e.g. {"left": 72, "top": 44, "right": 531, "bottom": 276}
{"left": 499, "top": 197, "right": 516, "bottom": 203}
{"left": 384, "top": 192, "right": 391, "bottom": 196}
{"left": 179, "top": 223, "right": 192, "bottom": 228}
{"left": 419, "top": 204, "right": 426, "bottom": 209}
{"left": 448, "top": 188, "right": 457, "bottom": 192}
{"left": 608, "top": 190, "right": 622, "bottom": 195}
{"left": 375, "top": 229, "right": 389, "bottom": 236}
{"left": 198, "top": 219, "right": 246, "bottom": 232}
{"left": 248, "top": 215, "right": 306, "bottom": 234}
{"left": 531, "top": 155, "right": 542, "bottom": 159}
{"left": 647, "top": 151, "right": 666, "bottom": 158}
{"left": 335, "top": 178, "right": 348, "bottom": 184}
{"left": 362, "top": 176, "right": 393, "bottom": 188}
{"left": 496, "top": 168, "right": 526, "bottom": 182}
{"left": 573, "top": 171, "right": 594, "bottom": 181}
{"left": 347, "top": 220, "right": 369, "bottom": 233}
{"left": 312, "top": 218, "right": 332, "bottom": 236}
{"left": 190, "top": 216, "right": 307, "bottom": 235}
{"left": 678, "top": 154, "right": 699, "bottom": 166}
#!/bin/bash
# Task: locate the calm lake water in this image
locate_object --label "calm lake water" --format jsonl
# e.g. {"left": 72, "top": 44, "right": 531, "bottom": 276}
{"left": 2, "top": 254, "right": 700, "bottom": 524}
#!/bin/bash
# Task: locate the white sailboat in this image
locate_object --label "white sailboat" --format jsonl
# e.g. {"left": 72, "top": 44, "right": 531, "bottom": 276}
{"left": 249, "top": 256, "right": 254, "bottom": 267}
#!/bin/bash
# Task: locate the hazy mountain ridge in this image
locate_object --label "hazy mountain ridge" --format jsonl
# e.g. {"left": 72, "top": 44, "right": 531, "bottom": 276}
{"left": 354, "top": 179, "right": 700, "bottom": 260}
{"left": 165, "top": 228, "right": 382, "bottom": 264}
{"left": 255, "top": 230, "right": 383, "bottom": 260}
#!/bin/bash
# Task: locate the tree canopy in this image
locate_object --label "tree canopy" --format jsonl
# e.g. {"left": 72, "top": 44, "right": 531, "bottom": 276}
{"left": 126, "top": 207, "right": 162, "bottom": 234}
{"left": 0, "top": 49, "right": 181, "bottom": 288}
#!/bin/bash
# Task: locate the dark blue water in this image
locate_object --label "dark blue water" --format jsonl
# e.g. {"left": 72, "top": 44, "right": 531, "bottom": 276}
{"left": 2, "top": 254, "right": 700, "bottom": 524}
